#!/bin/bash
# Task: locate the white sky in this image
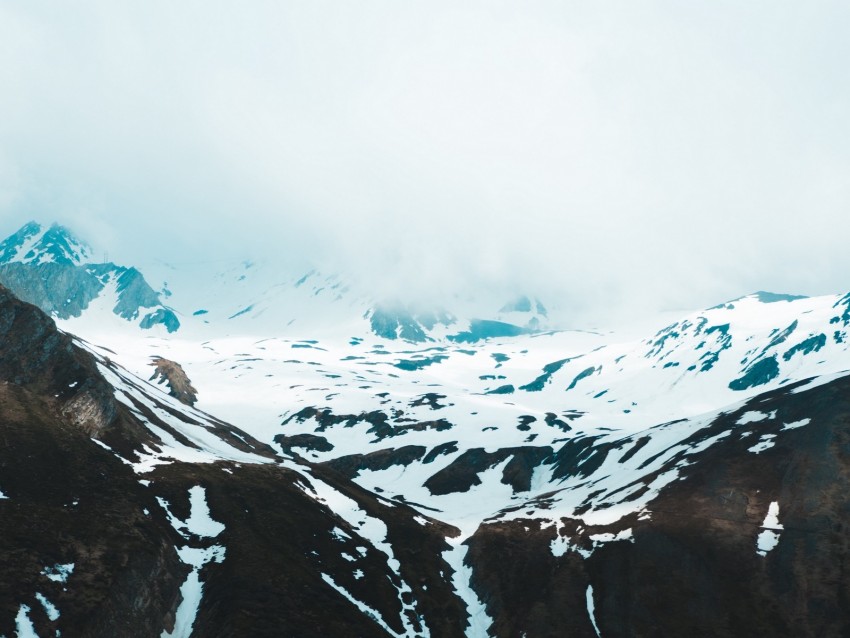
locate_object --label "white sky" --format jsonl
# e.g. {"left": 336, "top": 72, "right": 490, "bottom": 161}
{"left": 0, "top": 1, "right": 848, "bottom": 323}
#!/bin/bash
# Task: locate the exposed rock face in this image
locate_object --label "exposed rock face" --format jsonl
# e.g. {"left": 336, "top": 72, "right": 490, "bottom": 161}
{"left": 149, "top": 357, "right": 198, "bottom": 406}
{"left": 0, "top": 285, "right": 117, "bottom": 434}
{"left": 0, "top": 222, "right": 180, "bottom": 332}
{"left": 0, "top": 262, "right": 103, "bottom": 319}
{"left": 0, "top": 380, "right": 184, "bottom": 638}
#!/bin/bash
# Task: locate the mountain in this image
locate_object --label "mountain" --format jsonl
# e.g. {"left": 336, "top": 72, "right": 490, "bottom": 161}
{"left": 0, "top": 222, "right": 180, "bottom": 332}
{"left": 4, "top": 282, "right": 850, "bottom": 635}
{"left": 0, "top": 221, "right": 552, "bottom": 344}
{"left": 0, "top": 285, "right": 466, "bottom": 636}
{"left": 5, "top": 220, "right": 850, "bottom": 635}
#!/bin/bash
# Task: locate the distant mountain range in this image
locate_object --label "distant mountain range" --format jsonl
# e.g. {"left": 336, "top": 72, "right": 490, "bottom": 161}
{"left": 0, "top": 221, "right": 551, "bottom": 343}
{"left": 2, "top": 219, "right": 850, "bottom": 636}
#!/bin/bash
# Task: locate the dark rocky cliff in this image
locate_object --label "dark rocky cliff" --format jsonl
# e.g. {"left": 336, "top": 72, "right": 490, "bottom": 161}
{"left": 0, "top": 286, "right": 463, "bottom": 636}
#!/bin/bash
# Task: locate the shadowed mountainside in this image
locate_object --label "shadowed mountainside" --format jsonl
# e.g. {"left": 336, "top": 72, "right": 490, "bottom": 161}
{"left": 3, "top": 283, "right": 850, "bottom": 636}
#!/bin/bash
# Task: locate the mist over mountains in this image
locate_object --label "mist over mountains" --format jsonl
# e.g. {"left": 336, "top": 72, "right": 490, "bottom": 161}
{"left": 1, "top": 217, "right": 850, "bottom": 636}
{"left": 3, "top": 2, "right": 850, "bottom": 325}
{"left": 2, "top": 2, "right": 850, "bottom": 636}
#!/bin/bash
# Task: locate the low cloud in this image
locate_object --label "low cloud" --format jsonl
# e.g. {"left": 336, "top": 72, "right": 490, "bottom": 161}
{"left": 1, "top": 1, "right": 848, "bottom": 325}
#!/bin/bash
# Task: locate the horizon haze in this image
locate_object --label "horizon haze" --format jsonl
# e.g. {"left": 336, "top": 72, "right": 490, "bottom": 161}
{"left": 1, "top": 2, "right": 848, "bottom": 326}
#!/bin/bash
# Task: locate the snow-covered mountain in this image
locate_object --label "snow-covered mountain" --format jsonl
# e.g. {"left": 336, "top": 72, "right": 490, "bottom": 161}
{"left": 73, "top": 287, "right": 847, "bottom": 543}
{"left": 0, "top": 221, "right": 553, "bottom": 344}
{"left": 0, "top": 222, "right": 179, "bottom": 331}
{"left": 4, "top": 219, "right": 850, "bottom": 636}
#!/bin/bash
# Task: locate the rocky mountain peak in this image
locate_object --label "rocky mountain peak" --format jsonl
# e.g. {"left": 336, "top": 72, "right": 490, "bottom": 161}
{"left": 0, "top": 221, "right": 92, "bottom": 267}
{"left": 0, "top": 222, "right": 180, "bottom": 332}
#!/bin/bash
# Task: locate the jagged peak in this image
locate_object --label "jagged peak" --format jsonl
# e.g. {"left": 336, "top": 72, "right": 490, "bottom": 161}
{"left": 0, "top": 220, "right": 92, "bottom": 266}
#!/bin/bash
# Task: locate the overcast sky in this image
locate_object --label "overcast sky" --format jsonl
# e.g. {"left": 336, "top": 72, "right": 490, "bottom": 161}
{"left": 0, "top": 1, "right": 848, "bottom": 323}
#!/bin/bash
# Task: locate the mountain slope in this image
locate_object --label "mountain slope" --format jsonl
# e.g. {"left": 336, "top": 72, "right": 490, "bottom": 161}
{"left": 0, "top": 221, "right": 555, "bottom": 343}
{"left": 6, "top": 281, "right": 850, "bottom": 635}
{"left": 7, "top": 217, "right": 850, "bottom": 635}
{"left": 0, "top": 286, "right": 463, "bottom": 636}
{"left": 0, "top": 222, "right": 179, "bottom": 332}
{"left": 468, "top": 373, "right": 850, "bottom": 637}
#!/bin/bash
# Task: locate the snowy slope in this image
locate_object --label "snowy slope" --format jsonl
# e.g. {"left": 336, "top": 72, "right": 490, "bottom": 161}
{"left": 136, "top": 255, "right": 552, "bottom": 343}
{"left": 0, "top": 221, "right": 92, "bottom": 265}
{"left": 10, "top": 219, "right": 850, "bottom": 635}
{"left": 57, "top": 287, "right": 850, "bottom": 542}
{"left": 1, "top": 221, "right": 554, "bottom": 343}
{"left": 52, "top": 284, "right": 850, "bottom": 637}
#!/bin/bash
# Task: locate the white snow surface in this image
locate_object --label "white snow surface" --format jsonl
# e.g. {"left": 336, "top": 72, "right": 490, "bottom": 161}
{"left": 15, "top": 604, "right": 38, "bottom": 638}
{"left": 586, "top": 585, "right": 601, "bottom": 637}
{"left": 157, "top": 487, "right": 225, "bottom": 539}
{"left": 737, "top": 411, "right": 775, "bottom": 425}
{"left": 782, "top": 418, "right": 812, "bottom": 431}
{"left": 35, "top": 593, "right": 60, "bottom": 621}
{"left": 162, "top": 545, "right": 226, "bottom": 638}
{"left": 182, "top": 487, "right": 225, "bottom": 538}
{"left": 47, "top": 287, "right": 850, "bottom": 635}
{"left": 748, "top": 435, "right": 777, "bottom": 454}
{"left": 757, "top": 501, "right": 783, "bottom": 557}
{"left": 42, "top": 563, "right": 74, "bottom": 583}
{"left": 160, "top": 487, "right": 228, "bottom": 638}
{"left": 62, "top": 293, "right": 850, "bottom": 480}
{"left": 443, "top": 539, "right": 494, "bottom": 638}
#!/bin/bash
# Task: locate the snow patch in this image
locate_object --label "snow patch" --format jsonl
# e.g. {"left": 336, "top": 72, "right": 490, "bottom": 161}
{"left": 782, "top": 418, "right": 811, "bottom": 431}
{"left": 443, "top": 538, "right": 493, "bottom": 637}
{"left": 35, "top": 592, "right": 60, "bottom": 621}
{"left": 15, "top": 604, "right": 38, "bottom": 638}
{"left": 330, "top": 527, "right": 351, "bottom": 541}
{"left": 737, "top": 410, "right": 775, "bottom": 425}
{"left": 589, "top": 528, "right": 634, "bottom": 544}
{"left": 159, "top": 487, "right": 227, "bottom": 638}
{"left": 162, "top": 545, "right": 226, "bottom": 638}
{"left": 183, "top": 487, "right": 225, "bottom": 538}
{"left": 42, "top": 563, "right": 74, "bottom": 583}
{"left": 756, "top": 501, "right": 783, "bottom": 557}
{"left": 748, "top": 435, "right": 777, "bottom": 454}
{"left": 321, "top": 573, "right": 402, "bottom": 637}
{"left": 586, "top": 585, "right": 601, "bottom": 637}
{"left": 157, "top": 487, "right": 225, "bottom": 539}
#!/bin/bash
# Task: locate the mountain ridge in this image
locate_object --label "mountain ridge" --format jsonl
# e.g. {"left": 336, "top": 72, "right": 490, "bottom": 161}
{"left": 3, "top": 283, "right": 850, "bottom": 635}
{"left": 0, "top": 221, "right": 555, "bottom": 344}
{"left": 4, "top": 220, "right": 850, "bottom": 635}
